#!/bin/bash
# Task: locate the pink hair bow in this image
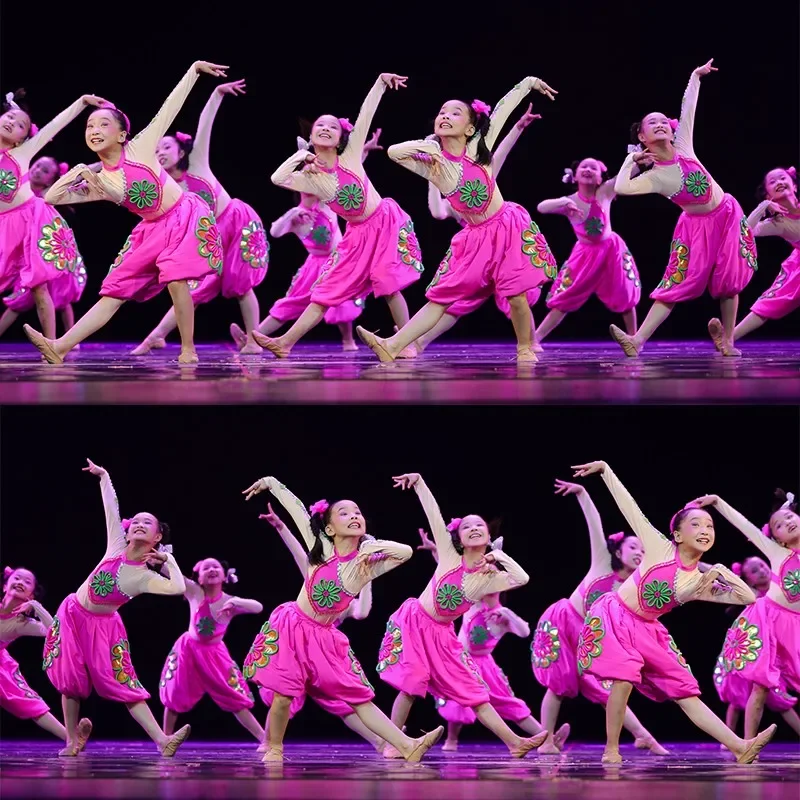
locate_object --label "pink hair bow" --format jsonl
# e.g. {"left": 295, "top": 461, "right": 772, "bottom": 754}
{"left": 787, "top": 166, "right": 797, "bottom": 180}
{"left": 471, "top": 99, "right": 492, "bottom": 116}
{"left": 669, "top": 118, "right": 679, "bottom": 131}
{"left": 3, "top": 566, "right": 14, "bottom": 580}
{"left": 175, "top": 131, "right": 192, "bottom": 144}
{"left": 58, "top": 162, "right": 69, "bottom": 176}
{"left": 121, "top": 518, "right": 131, "bottom": 532}
{"left": 597, "top": 161, "right": 608, "bottom": 173}
{"left": 608, "top": 532, "right": 625, "bottom": 543}
{"left": 338, "top": 118, "right": 354, "bottom": 133}
{"left": 446, "top": 517, "right": 463, "bottom": 533}
{"left": 761, "top": 523, "right": 772, "bottom": 537}
{"left": 731, "top": 562, "right": 742, "bottom": 576}
{"left": 193, "top": 561, "right": 204, "bottom": 573}
{"left": 29, "top": 124, "right": 39, "bottom": 136}
{"left": 309, "top": 499, "right": 329, "bottom": 516}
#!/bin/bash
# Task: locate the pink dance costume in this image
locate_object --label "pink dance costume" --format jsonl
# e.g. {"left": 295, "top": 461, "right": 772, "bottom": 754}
{"left": 268, "top": 200, "right": 364, "bottom": 326}
{"left": 0, "top": 99, "right": 89, "bottom": 294}
{"left": 377, "top": 478, "right": 528, "bottom": 708}
{"left": 709, "top": 500, "right": 800, "bottom": 699}
{"left": 388, "top": 79, "right": 557, "bottom": 308}
{"left": 44, "top": 472, "right": 186, "bottom": 702}
{"left": 45, "top": 65, "right": 223, "bottom": 302}
{"left": 242, "top": 478, "right": 412, "bottom": 711}
{"left": 436, "top": 601, "right": 532, "bottom": 726}
{"left": 615, "top": 72, "right": 757, "bottom": 307}
{"left": 578, "top": 466, "right": 755, "bottom": 703}
{"left": 159, "top": 579, "right": 258, "bottom": 716}
{"left": 4, "top": 255, "right": 87, "bottom": 315}
{"left": 744, "top": 204, "right": 800, "bottom": 321}
{"left": 0, "top": 608, "right": 51, "bottom": 720}
{"left": 270, "top": 78, "right": 423, "bottom": 308}
{"left": 539, "top": 182, "right": 641, "bottom": 316}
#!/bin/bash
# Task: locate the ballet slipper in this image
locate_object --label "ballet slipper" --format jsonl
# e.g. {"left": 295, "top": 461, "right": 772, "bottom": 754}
{"left": 634, "top": 736, "right": 669, "bottom": 755}
{"left": 609, "top": 324, "right": 640, "bottom": 358}
{"left": 177, "top": 350, "right": 199, "bottom": 365}
{"left": 230, "top": 323, "right": 247, "bottom": 350}
{"left": 531, "top": 339, "right": 544, "bottom": 353}
{"left": 516, "top": 346, "right": 538, "bottom": 363}
{"left": 736, "top": 723, "right": 777, "bottom": 764}
{"left": 441, "top": 740, "right": 458, "bottom": 752}
{"left": 356, "top": 327, "right": 395, "bottom": 363}
{"left": 253, "top": 332, "right": 291, "bottom": 358}
{"left": 23, "top": 324, "right": 64, "bottom": 364}
{"left": 76, "top": 718, "right": 93, "bottom": 753}
{"left": 553, "top": 723, "right": 570, "bottom": 751}
{"left": 383, "top": 743, "right": 404, "bottom": 759}
{"left": 130, "top": 336, "right": 166, "bottom": 356}
{"left": 240, "top": 340, "right": 264, "bottom": 355}
{"left": 537, "top": 741, "right": 560, "bottom": 755}
{"left": 342, "top": 341, "right": 359, "bottom": 352}
{"left": 160, "top": 723, "right": 191, "bottom": 758}
{"left": 721, "top": 343, "right": 742, "bottom": 358}
{"left": 601, "top": 749, "right": 622, "bottom": 764}
{"left": 58, "top": 744, "right": 79, "bottom": 757}
{"left": 256, "top": 741, "right": 268, "bottom": 754}
{"left": 707, "top": 318, "right": 724, "bottom": 353}
{"left": 405, "top": 725, "right": 444, "bottom": 763}
{"left": 262, "top": 745, "right": 284, "bottom": 762}
{"left": 509, "top": 730, "right": 548, "bottom": 758}
{"left": 396, "top": 343, "right": 418, "bottom": 359}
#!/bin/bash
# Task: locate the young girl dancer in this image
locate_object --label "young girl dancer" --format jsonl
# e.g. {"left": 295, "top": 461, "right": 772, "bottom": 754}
{"left": 24, "top": 61, "right": 229, "bottom": 365}
{"left": 230, "top": 130, "right": 383, "bottom": 353}
{"left": 416, "top": 528, "right": 569, "bottom": 752}
{"left": 414, "top": 104, "right": 543, "bottom": 352}
{"left": 609, "top": 59, "right": 757, "bottom": 358}
{"left": 255, "top": 501, "right": 384, "bottom": 751}
{"left": 1, "top": 92, "right": 104, "bottom": 340}
{"left": 0, "top": 157, "right": 87, "bottom": 341}
{"left": 707, "top": 166, "right": 800, "bottom": 349}
{"left": 690, "top": 490, "right": 800, "bottom": 739}
{"left": 712, "top": 557, "right": 800, "bottom": 740}
{"left": 44, "top": 459, "right": 191, "bottom": 757}
{"left": 0, "top": 566, "right": 93, "bottom": 754}
{"left": 159, "top": 557, "right": 264, "bottom": 742}
{"left": 257, "top": 73, "right": 424, "bottom": 359}
{"left": 531, "top": 480, "right": 666, "bottom": 755}
{"left": 378, "top": 472, "right": 546, "bottom": 758}
{"left": 535, "top": 159, "right": 641, "bottom": 342}
{"left": 357, "top": 77, "right": 559, "bottom": 363}
{"left": 240, "top": 475, "right": 443, "bottom": 762}
{"left": 571, "top": 460, "right": 775, "bottom": 764}
{"left": 131, "top": 79, "right": 270, "bottom": 356}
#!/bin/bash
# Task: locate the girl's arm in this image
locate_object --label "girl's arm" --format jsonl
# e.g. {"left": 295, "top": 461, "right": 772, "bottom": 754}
{"left": 261, "top": 502, "right": 309, "bottom": 578}
{"left": 387, "top": 138, "right": 444, "bottom": 183}
{"left": 491, "top": 103, "right": 539, "bottom": 176}
{"left": 537, "top": 195, "right": 577, "bottom": 215}
{"left": 694, "top": 564, "right": 757, "bottom": 606}
{"left": 614, "top": 153, "right": 662, "bottom": 196}
{"left": 83, "top": 460, "right": 127, "bottom": 558}
{"left": 18, "top": 95, "right": 105, "bottom": 161}
{"left": 245, "top": 477, "right": 316, "bottom": 550}
{"left": 428, "top": 182, "right": 457, "bottom": 221}
{"left": 485, "top": 77, "right": 554, "bottom": 150}
{"left": 270, "top": 207, "right": 302, "bottom": 238}
{"left": 495, "top": 606, "right": 530, "bottom": 638}
{"left": 349, "top": 580, "right": 373, "bottom": 620}
{"left": 190, "top": 85, "right": 228, "bottom": 172}
{"left": 341, "top": 74, "right": 404, "bottom": 167}
{"left": 271, "top": 150, "right": 331, "bottom": 195}
{"left": 142, "top": 553, "right": 187, "bottom": 595}
{"left": 221, "top": 595, "right": 264, "bottom": 616}
{"left": 44, "top": 165, "right": 107, "bottom": 205}
{"left": 475, "top": 550, "right": 530, "bottom": 595}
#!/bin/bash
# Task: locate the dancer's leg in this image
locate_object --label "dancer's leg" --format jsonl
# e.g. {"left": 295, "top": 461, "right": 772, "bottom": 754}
{"left": 603, "top": 680, "right": 633, "bottom": 763}
{"left": 36, "top": 297, "right": 125, "bottom": 359}
{"left": 233, "top": 708, "right": 266, "bottom": 741}
{"left": 719, "top": 296, "right": 741, "bottom": 356}
{"left": 623, "top": 707, "right": 670, "bottom": 755}
{"left": 442, "top": 721, "right": 462, "bottom": 751}
{"left": 744, "top": 685, "right": 768, "bottom": 740}
{"left": 33, "top": 284, "right": 56, "bottom": 340}
{"left": 338, "top": 323, "right": 358, "bottom": 351}
{"left": 733, "top": 312, "right": 766, "bottom": 342}
{"left": 390, "top": 691, "right": 416, "bottom": 730}
{"left": 537, "top": 690, "right": 564, "bottom": 753}
{"left": 384, "top": 291, "right": 411, "bottom": 329}
{"left": 163, "top": 708, "right": 179, "bottom": 737}
{"left": 61, "top": 304, "right": 75, "bottom": 334}
{"left": 725, "top": 704, "right": 741, "bottom": 734}
{"left": 622, "top": 308, "right": 637, "bottom": 336}
{"left": 508, "top": 294, "right": 535, "bottom": 361}
{"left": 167, "top": 280, "right": 197, "bottom": 364}
{"left": 342, "top": 712, "right": 385, "bottom": 749}
{"left": 610, "top": 301, "right": 673, "bottom": 356}
{"left": 34, "top": 711, "right": 67, "bottom": 741}
{"left": 352, "top": 701, "right": 442, "bottom": 761}
{"left": 254, "top": 304, "right": 326, "bottom": 357}
{"left": 126, "top": 701, "right": 169, "bottom": 747}
{"left": 358, "top": 303, "right": 449, "bottom": 361}
{"left": 60, "top": 696, "right": 80, "bottom": 753}
{"left": 130, "top": 308, "right": 173, "bottom": 354}
{"left": 534, "top": 310, "right": 566, "bottom": 344}
{"left": 264, "top": 693, "right": 292, "bottom": 761}
{"left": 474, "top": 702, "right": 547, "bottom": 755}
{"left": 415, "top": 313, "right": 459, "bottom": 352}
{"left": 0, "top": 309, "right": 20, "bottom": 337}
{"left": 781, "top": 708, "right": 800, "bottom": 736}
{"left": 237, "top": 289, "right": 263, "bottom": 354}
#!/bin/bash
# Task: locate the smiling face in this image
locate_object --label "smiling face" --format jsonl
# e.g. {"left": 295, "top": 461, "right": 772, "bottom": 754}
{"left": 0, "top": 109, "right": 31, "bottom": 146}
{"left": 126, "top": 512, "right": 163, "bottom": 549}
{"left": 763, "top": 169, "right": 797, "bottom": 203}
{"left": 638, "top": 112, "right": 673, "bottom": 147}
{"left": 615, "top": 536, "right": 644, "bottom": 571}
{"left": 311, "top": 115, "right": 342, "bottom": 150}
{"left": 435, "top": 100, "right": 474, "bottom": 140}
{"left": 196, "top": 558, "right": 225, "bottom": 587}
{"left": 769, "top": 508, "right": 800, "bottom": 547}
{"left": 156, "top": 136, "right": 184, "bottom": 170}
{"left": 576, "top": 158, "right": 605, "bottom": 187}
{"left": 85, "top": 109, "right": 127, "bottom": 154}
{"left": 29, "top": 157, "right": 59, "bottom": 191}
{"left": 458, "top": 514, "right": 490, "bottom": 550}
{"left": 673, "top": 509, "right": 715, "bottom": 553}
{"left": 3, "top": 569, "right": 36, "bottom": 603}
{"left": 325, "top": 500, "right": 366, "bottom": 539}
{"left": 741, "top": 556, "right": 771, "bottom": 590}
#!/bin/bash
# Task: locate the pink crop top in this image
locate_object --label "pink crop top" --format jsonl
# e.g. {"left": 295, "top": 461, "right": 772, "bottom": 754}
{"left": 442, "top": 151, "right": 496, "bottom": 218}
{"left": 0, "top": 152, "right": 30, "bottom": 206}
{"left": 301, "top": 208, "right": 337, "bottom": 256}
{"left": 581, "top": 572, "right": 621, "bottom": 614}
{"left": 103, "top": 151, "right": 170, "bottom": 219}
{"left": 190, "top": 594, "right": 232, "bottom": 642}
{"left": 655, "top": 154, "right": 713, "bottom": 207}
{"left": 86, "top": 555, "right": 139, "bottom": 607}
{"left": 431, "top": 561, "right": 477, "bottom": 620}
{"left": 773, "top": 551, "right": 800, "bottom": 606}
{"left": 462, "top": 607, "right": 500, "bottom": 655}
{"left": 318, "top": 162, "right": 369, "bottom": 220}
{"left": 630, "top": 556, "right": 693, "bottom": 620}
{"left": 304, "top": 551, "right": 358, "bottom": 617}
{"left": 180, "top": 172, "right": 221, "bottom": 214}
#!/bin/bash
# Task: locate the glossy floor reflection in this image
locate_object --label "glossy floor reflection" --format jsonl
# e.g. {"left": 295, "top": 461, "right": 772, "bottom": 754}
{"left": 0, "top": 340, "right": 798, "bottom": 404}
{"left": 0, "top": 740, "right": 798, "bottom": 799}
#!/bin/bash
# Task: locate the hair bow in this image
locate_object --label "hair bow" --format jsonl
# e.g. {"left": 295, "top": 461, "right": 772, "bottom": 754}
{"left": 596, "top": 160, "right": 608, "bottom": 173}
{"left": 226, "top": 568, "right": 238, "bottom": 584}
{"left": 787, "top": 166, "right": 797, "bottom": 180}
{"left": 562, "top": 168, "right": 575, "bottom": 184}
{"left": 471, "top": 99, "right": 492, "bottom": 116}
{"left": 309, "top": 499, "right": 329, "bottom": 516}
{"left": 627, "top": 144, "right": 643, "bottom": 154}
{"left": 490, "top": 536, "right": 504, "bottom": 551}
{"left": 101, "top": 102, "right": 130, "bottom": 133}
{"left": 193, "top": 560, "right": 204, "bottom": 573}
{"left": 731, "top": 562, "right": 742, "bottom": 576}
{"left": 121, "top": 518, "right": 132, "bottom": 532}
{"left": 157, "top": 544, "right": 173, "bottom": 555}
{"left": 175, "top": 131, "right": 192, "bottom": 144}
{"left": 781, "top": 492, "right": 795, "bottom": 509}
{"left": 669, "top": 118, "right": 679, "bottom": 131}
{"left": 58, "top": 162, "right": 69, "bottom": 176}
{"left": 446, "top": 517, "right": 462, "bottom": 533}
{"left": 3, "top": 566, "right": 14, "bottom": 580}
{"left": 338, "top": 118, "right": 353, "bottom": 133}
{"left": 608, "top": 532, "right": 625, "bottom": 543}
{"left": 5, "top": 92, "right": 19, "bottom": 109}
{"left": 297, "top": 136, "right": 311, "bottom": 151}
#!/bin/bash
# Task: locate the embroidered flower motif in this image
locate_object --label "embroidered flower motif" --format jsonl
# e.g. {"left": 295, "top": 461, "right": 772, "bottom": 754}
{"left": 622, "top": 249, "right": 641, "bottom": 287}
{"left": 684, "top": 170, "right": 710, "bottom": 199}
{"left": 227, "top": 664, "right": 254, "bottom": 699}
{"left": 739, "top": 217, "right": 758, "bottom": 270}
{"left": 12, "top": 668, "right": 42, "bottom": 699}
{"left": 336, "top": 183, "right": 364, "bottom": 212}
{"left": 196, "top": 215, "right": 223, "bottom": 274}
{"left": 37, "top": 217, "right": 77, "bottom": 272}
{"left": 658, "top": 238, "right": 689, "bottom": 290}
{"left": 722, "top": 616, "right": 762, "bottom": 672}
{"left": 469, "top": 624, "right": 490, "bottom": 647}
{"left": 521, "top": 222, "right": 557, "bottom": 278}
{"left": 461, "top": 650, "right": 488, "bottom": 688}
{"left": 546, "top": 265, "right": 572, "bottom": 301}
{"left": 159, "top": 649, "right": 177, "bottom": 687}
{"left": 197, "top": 190, "right": 215, "bottom": 210}
{"left": 0, "top": 169, "right": 18, "bottom": 197}
{"left": 109, "top": 236, "right": 133, "bottom": 272}
{"left": 585, "top": 590, "right": 605, "bottom": 610}
{"left": 377, "top": 619, "right": 403, "bottom": 672}
{"left": 760, "top": 268, "right": 787, "bottom": 300}
{"left": 436, "top": 582, "right": 465, "bottom": 612}
{"left": 127, "top": 180, "right": 159, "bottom": 210}
{"left": 600, "top": 679, "right": 614, "bottom": 690}
{"left": 458, "top": 179, "right": 489, "bottom": 209}
{"left": 584, "top": 216, "right": 604, "bottom": 237}
{"left": 641, "top": 579, "right": 673, "bottom": 610}
{"left": 42, "top": 617, "right": 61, "bottom": 670}
{"left": 531, "top": 619, "right": 561, "bottom": 669}
{"left": 577, "top": 616, "right": 604, "bottom": 674}
{"left": 111, "top": 639, "right": 144, "bottom": 689}
{"left": 240, "top": 220, "right": 269, "bottom": 269}
{"left": 311, "top": 578, "right": 342, "bottom": 609}
{"left": 348, "top": 648, "right": 374, "bottom": 690}
{"left": 782, "top": 569, "right": 800, "bottom": 597}
{"left": 196, "top": 616, "right": 217, "bottom": 637}
{"left": 242, "top": 621, "right": 279, "bottom": 678}
{"left": 397, "top": 220, "right": 424, "bottom": 272}
{"left": 426, "top": 248, "right": 451, "bottom": 290}
{"left": 713, "top": 655, "right": 725, "bottom": 687}
{"left": 309, "top": 224, "right": 332, "bottom": 247}
{"left": 89, "top": 570, "right": 116, "bottom": 599}
{"left": 668, "top": 636, "right": 690, "bottom": 670}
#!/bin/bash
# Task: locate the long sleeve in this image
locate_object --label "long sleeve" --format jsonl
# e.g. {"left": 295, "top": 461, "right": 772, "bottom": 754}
{"left": 712, "top": 498, "right": 789, "bottom": 568}
{"left": 190, "top": 88, "right": 224, "bottom": 172}
{"left": 44, "top": 165, "right": 106, "bottom": 206}
{"left": 228, "top": 596, "right": 264, "bottom": 615}
{"left": 142, "top": 554, "right": 187, "bottom": 595}
{"left": 387, "top": 139, "right": 446, "bottom": 184}
{"left": 341, "top": 77, "right": 387, "bottom": 168}
{"left": 29, "top": 601, "right": 54, "bottom": 631}
{"left": 270, "top": 208, "right": 300, "bottom": 238}
{"left": 274, "top": 521, "right": 310, "bottom": 578}
{"left": 99, "top": 472, "right": 127, "bottom": 559}
{"left": 16, "top": 98, "right": 88, "bottom": 165}
{"left": 673, "top": 71, "right": 701, "bottom": 158}
{"left": 339, "top": 538, "right": 413, "bottom": 595}
{"left": 466, "top": 550, "right": 529, "bottom": 598}
{"left": 13, "top": 611, "right": 49, "bottom": 638}
{"left": 350, "top": 580, "right": 373, "bottom": 620}
{"left": 271, "top": 150, "right": 334, "bottom": 197}
{"left": 537, "top": 196, "right": 571, "bottom": 215}
{"left": 694, "top": 564, "right": 757, "bottom": 606}
{"left": 491, "top": 124, "right": 524, "bottom": 176}
{"left": 597, "top": 178, "right": 618, "bottom": 203}
{"left": 412, "top": 478, "right": 461, "bottom": 570}
{"left": 260, "top": 477, "right": 317, "bottom": 551}
{"left": 577, "top": 490, "right": 610, "bottom": 572}
{"left": 485, "top": 77, "right": 540, "bottom": 151}
{"left": 614, "top": 153, "right": 661, "bottom": 196}
{"left": 747, "top": 200, "right": 772, "bottom": 232}
{"left": 497, "top": 606, "right": 531, "bottom": 638}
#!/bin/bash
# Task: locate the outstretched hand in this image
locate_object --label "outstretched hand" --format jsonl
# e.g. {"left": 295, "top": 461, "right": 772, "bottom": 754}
{"left": 380, "top": 73, "right": 408, "bottom": 90}
{"left": 554, "top": 479, "right": 584, "bottom": 497}
{"left": 82, "top": 458, "right": 107, "bottom": 477}
{"left": 364, "top": 128, "right": 384, "bottom": 152}
{"left": 561, "top": 198, "right": 583, "bottom": 219}
{"left": 392, "top": 473, "right": 420, "bottom": 490}
{"left": 417, "top": 528, "right": 436, "bottom": 551}
{"left": 633, "top": 149, "right": 658, "bottom": 168}
{"left": 694, "top": 58, "right": 718, "bottom": 77}
{"left": 217, "top": 79, "right": 246, "bottom": 96}
{"left": 535, "top": 80, "right": 558, "bottom": 101}
{"left": 571, "top": 461, "right": 606, "bottom": 478}
{"left": 516, "top": 103, "right": 541, "bottom": 130}
{"left": 242, "top": 479, "right": 267, "bottom": 501}
{"left": 259, "top": 503, "right": 284, "bottom": 530}
{"left": 195, "top": 61, "right": 229, "bottom": 77}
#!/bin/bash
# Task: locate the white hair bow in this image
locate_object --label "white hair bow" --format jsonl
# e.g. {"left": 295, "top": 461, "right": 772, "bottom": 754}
{"left": 157, "top": 544, "right": 173, "bottom": 555}
{"left": 5, "top": 92, "right": 19, "bottom": 110}
{"left": 562, "top": 168, "right": 575, "bottom": 184}
{"left": 226, "top": 568, "right": 238, "bottom": 584}
{"left": 490, "top": 536, "right": 504, "bottom": 552}
{"left": 627, "top": 144, "right": 643, "bottom": 154}
{"left": 781, "top": 492, "right": 796, "bottom": 509}
{"left": 297, "top": 136, "right": 310, "bottom": 150}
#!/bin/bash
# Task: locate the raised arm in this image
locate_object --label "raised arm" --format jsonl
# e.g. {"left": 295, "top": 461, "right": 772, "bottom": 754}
{"left": 18, "top": 96, "right": 104, "bottom": 161}
{"left": 221, "top": 595, "right": 264, "bottom": 616}
{"left": 243, "top": 476, "right": 316, "bottom": 551}
{"left": 44, "top": 165, "right": 107, "bottom": 205}
{"left": 491, "top": 103, "right": 539, "bottom": 176}
{"left": 614, "top": 153, "right": 661, "bottom": 196}
{"left": 142, "top": 553, "right": 187, "bottom": 595}
{"left": 357, "top": 538, "right": 414, "bottom": 579}
{"left": 556, "top": 480, "right": 610, "bottom": 570}
{"left": 260, "top": 502, "right": 309, "bottom": 578}
{"left": 13, "top": 602, "right": 52, "bottom": 636}
{"left": 342, "top": 74, "right": 405, "bottom": 165}
{"left": 673, "top": 70, "right": 701, "bottom": 157}
{"left": 485, "top": 77, "right": 555, "bottom": 151}
{"left": 270, "top": 207, "right": 301, "bottom": 238}
{"left": 83, "top": 459, "right": 127, "bottom": 558}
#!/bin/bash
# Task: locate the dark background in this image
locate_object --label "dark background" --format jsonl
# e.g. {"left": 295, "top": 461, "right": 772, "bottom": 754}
{"left": 1, "top": 405, "right": 798, "bottom": 742}
{"left": 1, "top": 3, "right": 797, "bottom": 344}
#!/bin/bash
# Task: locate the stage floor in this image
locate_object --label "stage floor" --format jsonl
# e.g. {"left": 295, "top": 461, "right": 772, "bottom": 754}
{"left": 0, "top": 340, "right": 798, "bottom": 405}
{"left": 0, "top": 740, "right": 798, "bottom": 799}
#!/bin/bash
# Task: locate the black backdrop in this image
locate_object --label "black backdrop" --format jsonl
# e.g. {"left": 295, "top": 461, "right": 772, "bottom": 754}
{"left": 1, "top": 3, "right": 797, "bottom": 344}
{"left": 1, "top": 405, "right": 798, "bottom": 741}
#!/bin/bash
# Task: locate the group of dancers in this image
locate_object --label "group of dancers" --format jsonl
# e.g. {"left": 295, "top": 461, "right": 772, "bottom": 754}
{"left": 2, "top": 458, "right": 797, "bottom": 765}
{"left": 1, "top": 58, "right": 798, "bottom": 365}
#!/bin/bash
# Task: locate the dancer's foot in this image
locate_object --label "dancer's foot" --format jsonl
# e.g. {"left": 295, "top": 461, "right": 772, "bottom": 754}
{"left": 262, "top": 745, "right": 283, "bottom": 762}
{"left": 537, "top": 740, "right": 560, "bottom": 755}
{"left": 441, "top": 739, "right": 458, "bottom": 752}
{"left": 178, "top": 349, "right": 199, "bottom": 365}
{"left": 240, "top": 340, "right": 264, "bottom": 355}
{"left": 58, "top": 744, "right": 79, "bottom": 757}
{"left": 553, "top": 723, "right": 571, "bottom": 751}
{"left": 76, "top": 718, "right": 93, "bottom": 753}
{"left": 736, "top": 723, "right": 777, "bottom": 764}
{"left": 383, "top": 743, "right": 404, "bottom": 759}
{"left": 160, "top": 724, "right": 191, "bottom": 757}
{"left": 397, "top": 343, "right": 418, "bottom": 359}
{"left": 406, "top": 726, "right": 445, "bottom": 763}
{"left": 130, "top": 336, "right": 166, "bottom": 356}
{"left": 253, "top": 332, "right": 291, "bottom": 358}
{"left": 721, "top": 343, "right": 742, "bottom": 358}
{"left": 23, "top": 325, "right": 64, "bottom": 364}
{"left": 509, "top": 731, "right": 548, "bottom": 758}
{"left": 256, "top": 741, "right": 268, "bottom": 754}
{"left": 230, "top": 323, "right": 247, "bottom": 350}
{"left": 601, "top": 749, "right": 622, "bottom": 764}
{"left": 516, "top": 346, "right": 538, "bottom": 363}
{"left": 635, "top": 736, "right": 669, "bottom": 755}
{"left": 371, "top": 738, "right": 386, "bottom": 753}
{"left": 609, "top": 324, "right": 640, "bottom": 358}
{"left": 531, "top": 339, "right": 544, "bottom": 353}
{"left": 356, "top": 327, "right": 395, "bottom": 363}
{"left": 707, "top": 318, "right": 724, "bottom": 353}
